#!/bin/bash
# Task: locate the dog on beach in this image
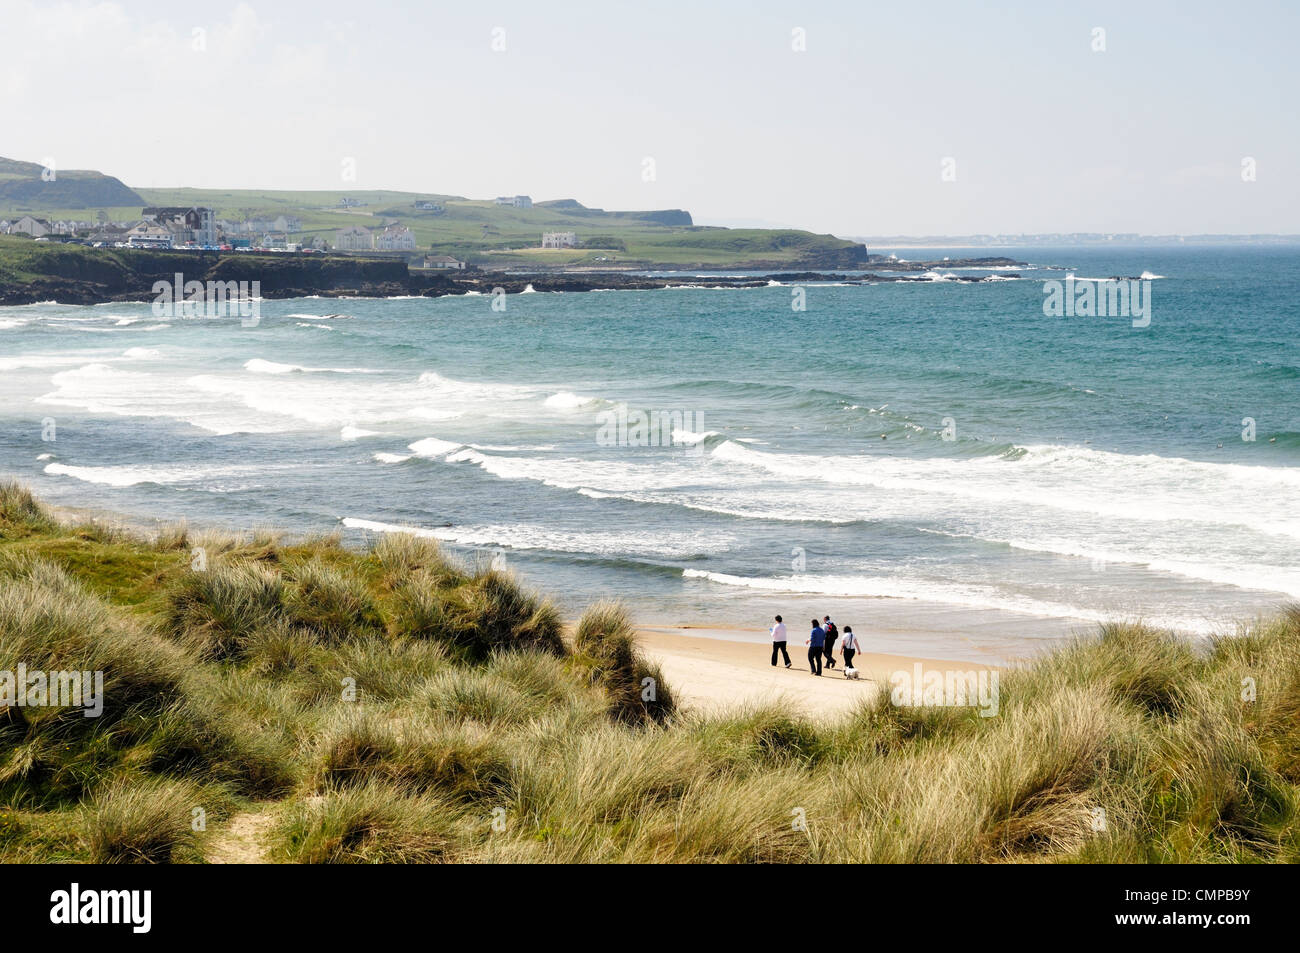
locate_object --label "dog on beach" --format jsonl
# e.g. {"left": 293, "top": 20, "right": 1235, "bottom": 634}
{"left": 843, "top": 667, "right": 860, "bottom": 680}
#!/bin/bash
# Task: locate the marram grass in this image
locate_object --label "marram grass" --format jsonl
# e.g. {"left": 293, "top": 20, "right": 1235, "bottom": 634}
{"left": 1, "top": 480, "right": 1298, "bottom": 863}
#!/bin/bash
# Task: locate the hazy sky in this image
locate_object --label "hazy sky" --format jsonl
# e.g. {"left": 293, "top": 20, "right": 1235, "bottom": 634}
{"left": 2, "top": 0, "right": 1296, "bottom": 235}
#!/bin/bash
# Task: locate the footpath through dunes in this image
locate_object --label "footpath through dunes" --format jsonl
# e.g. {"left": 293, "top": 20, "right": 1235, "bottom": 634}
{"left": 206, "top": 806, "right": 278, "bottom": 864}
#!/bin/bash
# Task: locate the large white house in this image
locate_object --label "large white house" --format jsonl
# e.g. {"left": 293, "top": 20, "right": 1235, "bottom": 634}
{"left": 142, "top": 207, "right": 216, "bottom": 245}
{"left": 8, "top": 215, "right": 52, "bottom": 237}
{"left": 541, "top": 231, "right": 577, "bottom": 249}
{"left": 495, "top": 195, "right": 532, "bottom": 209}
{"left": 334, "top": 225, "right": 374, "bottom": 251}
{"left": 375, "top": 224, "right": 416, "bottom": 251}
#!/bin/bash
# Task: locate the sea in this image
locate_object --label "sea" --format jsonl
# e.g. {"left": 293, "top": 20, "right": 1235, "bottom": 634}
{"left": 2, "top": 245, "right": 1297, "bottom": 663}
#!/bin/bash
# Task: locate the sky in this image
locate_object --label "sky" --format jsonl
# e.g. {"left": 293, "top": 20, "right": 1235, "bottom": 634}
{"left": 1, "top": 0, "right": 1296, "bottom": 236}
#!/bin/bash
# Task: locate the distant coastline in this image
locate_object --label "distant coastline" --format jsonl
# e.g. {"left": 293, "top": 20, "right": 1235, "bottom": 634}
{"left": 856, "top": 233, "right": 1300, "bottom": 248}
{"left": 0, "top": 238, "right": 1028, "bottom": 306}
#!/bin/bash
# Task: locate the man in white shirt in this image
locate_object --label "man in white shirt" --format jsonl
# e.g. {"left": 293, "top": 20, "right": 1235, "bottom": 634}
{"left": 769, "top": 614, "right": 791, "bottom": 668}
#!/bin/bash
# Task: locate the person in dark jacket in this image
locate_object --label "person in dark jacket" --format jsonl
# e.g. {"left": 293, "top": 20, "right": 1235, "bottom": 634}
{"left": 806, "top": 619, "right": 825, "bottom": 675}
{"left": 822, "top": 616, "right": 839, "bottom": 669}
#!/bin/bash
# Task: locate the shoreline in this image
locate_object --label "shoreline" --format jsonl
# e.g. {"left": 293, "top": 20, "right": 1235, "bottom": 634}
{"left": 635, "top": 625, "right": 996, "bottom": 714}
{"left": 0, "top": 241, "right": 1027, "bottom": 306}
{"left": 26, "top": 488, "right": 1010, "bottom": 717}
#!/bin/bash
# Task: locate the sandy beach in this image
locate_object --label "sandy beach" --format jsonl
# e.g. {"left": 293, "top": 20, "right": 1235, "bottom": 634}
{"left": 635, "top": 625, "right": 991, "bottom": 715}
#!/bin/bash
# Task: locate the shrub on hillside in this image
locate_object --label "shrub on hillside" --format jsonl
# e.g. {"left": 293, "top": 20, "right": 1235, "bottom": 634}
{"left": 392, "top": 568, "right": 564, "bottom": 663}
{"left": 162, "top": 563, "right": 287, "bottom": 660}
{"left": 573, "top": 601, "right": 675, "bottom": 724}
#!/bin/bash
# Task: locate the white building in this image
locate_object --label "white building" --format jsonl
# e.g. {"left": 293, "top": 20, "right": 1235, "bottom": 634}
{"left": 124, "top": 221, "right": 173, "bottom": 247}
{"left": 375, "top": 224, "right": 417, "bottom": 251}
{"left": 8, "top": 215, "right": 52, "bottom": 237}
{"left": 421, "top": 255, "right": 465, "bottom": 270}
{"left": 495, "top": 195, "right": 532, "bottom": 209}
{"left": 334, "top": 225, "right": 374, "bottom": 251}
{"left": 541, "top": 231, "right": 577, "bottom": 249}
{"left": 142, "top": 207, "right": 216, "bottom": 245}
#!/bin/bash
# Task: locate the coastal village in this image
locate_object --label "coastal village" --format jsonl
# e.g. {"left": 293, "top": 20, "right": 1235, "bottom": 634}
{"left": 0, "top": 195, "right": 591, "bottom": 272}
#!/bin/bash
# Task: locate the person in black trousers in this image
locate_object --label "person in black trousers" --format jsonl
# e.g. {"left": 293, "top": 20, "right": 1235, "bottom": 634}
{"left": 769, "top": 614, "right": 791, "bottom": 667}
{"left": 822, "top": 616, "right": 839, "bottom": 669}
{"left": 841, "top": 625, "right": 858, "bottom": 672}
{"left": 806, "top": 619, "right": 825, "bottom": 675}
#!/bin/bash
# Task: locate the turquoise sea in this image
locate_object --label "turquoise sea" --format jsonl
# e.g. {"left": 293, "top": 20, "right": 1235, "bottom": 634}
{"left": 2, "top": 245, "right": 1297, "bottom": 662}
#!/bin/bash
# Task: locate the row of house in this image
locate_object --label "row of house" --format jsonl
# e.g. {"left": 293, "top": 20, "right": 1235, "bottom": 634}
{"left": 221, "top": 215, "right": 303, "bottom": 235}
{"left": 1, "top": 207, "right": 309, "bottom": 251}
{"left": 335, "top": 223, "right": 418, "bottom": 251}
{"left": 4, "top": 208, "right": 478, "bottom": 265}
{"left": 0, "top": 215, "right": 127, "bottom": 237}
{"left": 495, "top": 195, "right": 532, "bottom": 209}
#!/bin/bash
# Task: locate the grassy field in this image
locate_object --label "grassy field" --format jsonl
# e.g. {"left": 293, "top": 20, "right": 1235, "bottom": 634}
{"left": 1, "top": 481, "right": 1297, "bottom": 863}
{"left": 0, "top": 181, "right": 866, "bottom": 268}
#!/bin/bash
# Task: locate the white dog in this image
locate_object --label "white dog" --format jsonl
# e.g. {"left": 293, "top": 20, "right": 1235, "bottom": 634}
{"left": 843, "top": 667, "right": 861, "bottom": 680}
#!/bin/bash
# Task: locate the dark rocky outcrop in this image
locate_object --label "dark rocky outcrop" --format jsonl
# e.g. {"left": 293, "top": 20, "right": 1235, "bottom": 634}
{"left": 0, "top": 243, "right": 1027, "bottom": 306}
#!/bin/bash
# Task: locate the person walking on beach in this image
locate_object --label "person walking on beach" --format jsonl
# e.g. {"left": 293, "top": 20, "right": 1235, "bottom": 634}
{"left": 770, "top": 614, "right": 791, "bottom": 668}
{"left": 822, "top": 615, "right": 839, "bottom": 669}
{"left": 806, "top": 618, "right": 825, "bottom": 675}
{"left": 840, "top": 625, "right": 859, "bottom": 674}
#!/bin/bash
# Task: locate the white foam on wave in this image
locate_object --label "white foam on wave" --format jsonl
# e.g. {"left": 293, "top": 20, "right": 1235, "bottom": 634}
{"left": 340, "top": 426, "right": 382, "bottom": 441}
{"left": 416, "top": 371, "right": 533, "bottom": 403}
{"left": 709, "top": 439, "right": 1300, "bottom": 540}
{"left": 469, "top": 443, "right": 556, "bottom": 452}
{"left": 44, "top": 461, "right": 278, "bottom": 490}
{"left": 671, "top": 428, "right": 721, "bottom": 445}
{"left": 406, "top": 406, "right": 462, "bottom": 421}
{"left": 122, "top": 347, "right": 161, "bottom": 359}
{"left": 35, "top": 360, "right": 554, "bottom": 435}
{"left": 544, "top": 391, "right": 600, "bottom": 410}
{"left": 408, "top": 437, "right": 465, "bottom": 457}
{"left": 0, "top": 354, "right": 96, "bottom": 371}
{"left": 681, "top": 569, "right": 1219, "bottom": 635}
{"left": 343, "top": 517, "right": 732, "bottom": 558}
{"left": 963, "top": 531, "right": 1300, "bottom": 599}
{"left": 244, "top": 358, "right": 375, "bottom": 375}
